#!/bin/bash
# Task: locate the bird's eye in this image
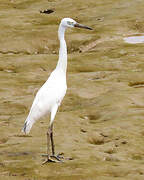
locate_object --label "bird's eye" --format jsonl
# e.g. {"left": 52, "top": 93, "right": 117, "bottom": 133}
{"left": 67, "top": 21, "right": 73, "bottom": 25}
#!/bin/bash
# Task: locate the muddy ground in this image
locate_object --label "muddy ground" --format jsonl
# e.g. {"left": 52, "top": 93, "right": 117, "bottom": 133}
{"left": 0, "top": 0, "right": 144, "bottom": 179}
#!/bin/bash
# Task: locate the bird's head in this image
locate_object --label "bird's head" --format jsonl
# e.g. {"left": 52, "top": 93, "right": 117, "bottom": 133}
{"left": 60, "top": 18, "right": 92, "bottom": 30}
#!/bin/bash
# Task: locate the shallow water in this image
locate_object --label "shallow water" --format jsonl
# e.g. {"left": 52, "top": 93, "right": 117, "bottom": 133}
{"left": 124, "top": 35, "right": 144, "bottom": 44}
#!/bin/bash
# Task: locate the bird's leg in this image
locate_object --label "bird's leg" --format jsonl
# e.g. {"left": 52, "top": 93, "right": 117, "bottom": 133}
{"left": 42, "top": 126, "right": 54, "bottom": 164}
{"left": 49, "top": 124, "right": 63, "bottom": 162}
{"left": 42, "top": 105, "right": 63, "bottom": 163}
{"left": 42, "top": 124, "right": 62, "bottom": 163}
{"left": 50, "top": 124, "right": 73, "bottom": 162}
{"left": 47, "top": 127, "right": 51, "bottom": 159}
{"left": 50, "top": 124, "right": 55, "bottom": 156}
{"left": 42, "top": 125, "right": 71, "bottom": 163}
{"left": 49, "top": 105, "right": 63, "bottom": 161}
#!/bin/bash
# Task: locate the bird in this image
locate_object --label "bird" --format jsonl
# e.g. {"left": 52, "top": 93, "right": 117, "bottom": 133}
{"left": 22, "top": 18, "right": 92, "bottom": 163}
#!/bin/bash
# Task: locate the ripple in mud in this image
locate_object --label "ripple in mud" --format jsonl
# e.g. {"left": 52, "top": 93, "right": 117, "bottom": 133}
{"left": 128, "top": 81, "right": 144, "bottom": 88}
{"left": 0, "top": 151, "right": 35, "bottom": 157}
{"left": 0, "top": 102, "right": 27, "bottom": 115}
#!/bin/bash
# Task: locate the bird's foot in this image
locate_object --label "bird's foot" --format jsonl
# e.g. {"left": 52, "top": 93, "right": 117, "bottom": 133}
{"left": 57, "top": 153, "right": 74, "bottom": 161}
{"left": 42, "top": 157, "right": 56, "bottom": 164}
{"left": 50, "top": 155, "right": 64, "bottom": 162}
{"left": 42, "top": 153, "right": 73, "bottom": 164}
{"left": 42, "top": 154, "right": 63, "bottom": 164}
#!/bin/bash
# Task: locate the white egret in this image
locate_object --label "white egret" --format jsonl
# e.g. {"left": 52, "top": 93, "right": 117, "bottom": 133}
{"left": 22, "top": 18, "right": 92, "bottom": 163}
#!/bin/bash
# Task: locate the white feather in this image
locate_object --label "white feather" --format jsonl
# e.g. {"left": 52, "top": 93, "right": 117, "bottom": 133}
{"left": 22, "top": 69, "right": 67, "bottom": 134}
{"left": 22, "top": 17, "right": 92, "bottom": 135}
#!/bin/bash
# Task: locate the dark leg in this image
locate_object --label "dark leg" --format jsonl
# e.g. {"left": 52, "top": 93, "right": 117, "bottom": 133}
{"left": 50, "top": 125, "right": 73, "bottom": 161}
{"left": 50, "top": 124, "right": 55, "bottom": 156}
{"left": 49, "top": 124, "right": 63, "bottom": 162}
{"left": 42, "top": 105, "right": 69, "bottom": 164}
{"left": 47, "top": 127, "right": 51, "bottom": 159}
{"left": 42, "top": 126, "right": 54, "bottom": 164}
{"left": 42, "top": 124, "right": 62, "bottom": 164}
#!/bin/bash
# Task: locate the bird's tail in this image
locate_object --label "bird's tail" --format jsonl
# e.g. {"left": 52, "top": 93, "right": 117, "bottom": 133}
{"left": 22, "top": 118, "right": 34, "bottom": 134}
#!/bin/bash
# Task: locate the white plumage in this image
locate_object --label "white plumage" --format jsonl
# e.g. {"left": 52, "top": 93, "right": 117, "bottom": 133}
{"left": 22, "top": 18, "right": 92, "bottom": 163}
{"left": 23, "top": 68, "right": 67, "bottom": 134}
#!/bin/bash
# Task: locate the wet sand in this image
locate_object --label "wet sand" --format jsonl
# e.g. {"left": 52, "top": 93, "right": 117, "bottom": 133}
{"left": 0, "top": 0, "right": 144, "bottom": 179}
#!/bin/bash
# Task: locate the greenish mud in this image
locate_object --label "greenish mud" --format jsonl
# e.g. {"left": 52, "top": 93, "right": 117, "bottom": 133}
{"left": 1, "top": 0, "right": 144, "bottom": 179}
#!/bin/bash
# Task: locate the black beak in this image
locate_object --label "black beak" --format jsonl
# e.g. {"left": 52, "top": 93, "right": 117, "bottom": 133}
{"left": 74, "top": 23, "right": 92, "bottom": 30}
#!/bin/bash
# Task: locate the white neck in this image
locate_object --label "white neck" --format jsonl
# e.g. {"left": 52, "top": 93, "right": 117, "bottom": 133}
{"left": 56, "top": 24, "right": 67, "bottom": 73}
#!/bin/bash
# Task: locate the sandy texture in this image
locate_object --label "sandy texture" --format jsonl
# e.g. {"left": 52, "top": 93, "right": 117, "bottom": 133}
{"left": 0, "top": 0, "right": 144, "bottom": 179}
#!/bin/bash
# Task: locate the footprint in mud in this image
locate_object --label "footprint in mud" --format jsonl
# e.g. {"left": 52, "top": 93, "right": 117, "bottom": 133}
{"left": 81, "top": 114, "right": 101, "bottom": 124}
{"left": 0, "top": 137, "right": 9, "bottom": 144}
{"left": 88, "top": 132, "right": 105, "bottom": 145}
{"left": 40, "top": 9, "right": 54, "bottom": 14}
